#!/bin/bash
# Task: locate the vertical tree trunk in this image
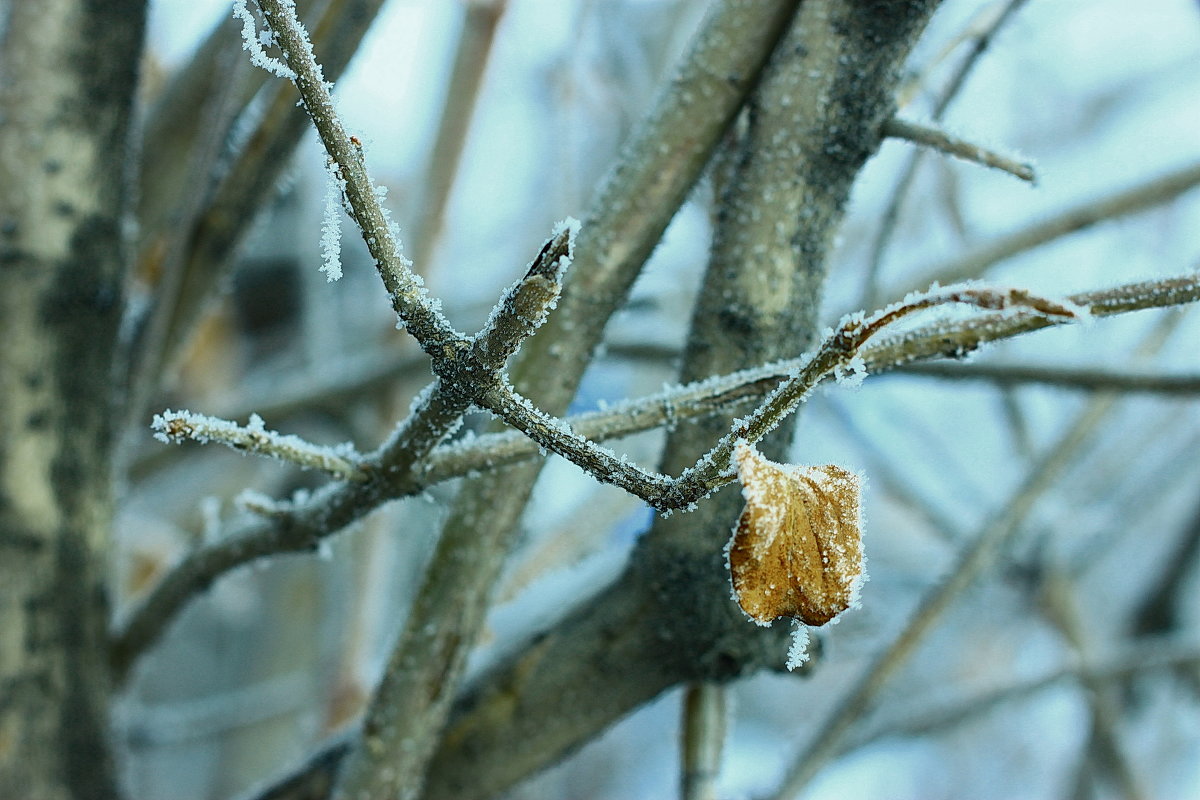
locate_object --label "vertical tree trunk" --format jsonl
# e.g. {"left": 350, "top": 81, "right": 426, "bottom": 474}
{"left": 0, "top": 2, "right": 145, "bottom": 798}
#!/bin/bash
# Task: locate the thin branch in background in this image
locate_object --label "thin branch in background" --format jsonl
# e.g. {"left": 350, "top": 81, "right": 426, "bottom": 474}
{"left": 861, "top": 0, "right": 1032, "bottom": 307}
{"left": 763, "top": 389, "right": 1122, "bottom": 800}
{"left": 1038, "top": 570, "right": 1149, "bottom": 800}
{"left": 893, "top": 361, "right": 1200, "bottom": 395}
{"left": 893, "top": 160, "right": 1200, "bottom": 298}
{"left": 409, "top": 0, "right": 507, "bottom": 273}
{"left": 151, "top": 410, "right": 366, "bottom": 481}
{"left": 883, "top": 117, "right": 1035, "bottom": 182}
{"left": 851, "top": 637, "right": 1200, "bottom": 748}
{"left": 681, "top": 683, "right": 728, "bottom": 800}
{"left": 1072, "top": 426, "right": 1200, "bottom": 578}
{"left": 1129, "top": 493, "right": 1200, "bottom": 639}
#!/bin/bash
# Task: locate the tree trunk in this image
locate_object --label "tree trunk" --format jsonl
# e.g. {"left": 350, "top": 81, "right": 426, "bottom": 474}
{"left": 0, "top": 2, "right": 145, "bottom": 798}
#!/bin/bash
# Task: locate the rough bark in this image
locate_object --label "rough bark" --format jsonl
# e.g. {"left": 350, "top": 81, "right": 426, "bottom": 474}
{"left": 0, "top": 1, "right": 146, "bottom": 798}
{"left": 329, "top": 4, "right": 803, "bottom": 800}
{"left": 423, "top": 2, "right": 941, "bottom": 798}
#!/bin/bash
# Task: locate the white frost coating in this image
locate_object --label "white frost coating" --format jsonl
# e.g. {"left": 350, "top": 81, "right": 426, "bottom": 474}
{"left": 233, "top": 0, "right": 296, "bottom": 80}
{"left": 833, "top": 353, "right": 868, "bottom": 388}
{"left": 153, "top": 409, "right": 363, "bottom": 478}
{"left": 320, "top": 159, "right": 345, "bottom": 281}
{"left": 786, "top": 623, "right": 810, "bottom": 670}
{"left": 553, "top": 215, "right": 582, "bottom": 248}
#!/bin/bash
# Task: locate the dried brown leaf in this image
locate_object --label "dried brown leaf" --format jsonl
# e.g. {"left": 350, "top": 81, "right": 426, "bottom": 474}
{"left": 727, "top": 442, "right": 864, "bottom": 628}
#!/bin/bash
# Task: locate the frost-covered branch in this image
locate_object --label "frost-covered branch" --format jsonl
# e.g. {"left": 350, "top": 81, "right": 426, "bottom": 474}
{"left": 477, "top": 284, "right": 1085, "bottom": 511}
{"left": 122, "top": 217, "right": 575, "bottom": 682}
{"left": 117, "top": 271, "right": 1200, "bottom": 682}
{"left": 882, "top": 116, "right": 1035, "bottom": 182}
{"left": 128, "top": 0, "right": 388, "bottom": 428}
{"left": 152, "top": 410, "right": 366, "bottom": 480}
{"left": 252, "top": 0, "right": 462, "bottom": 353}
{"left": 426, "top": 271, "right": 1198, "bottom": 482}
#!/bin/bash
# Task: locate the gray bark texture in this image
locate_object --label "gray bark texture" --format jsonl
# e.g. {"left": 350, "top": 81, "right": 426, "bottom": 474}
{"left": 0, "top": 1, "right": 146, "bottom": 799}
{"left": 423, "top": 2, "right": 940, "bottom": 799}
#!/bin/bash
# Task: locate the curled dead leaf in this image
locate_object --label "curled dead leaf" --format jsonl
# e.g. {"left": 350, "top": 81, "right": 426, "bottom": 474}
{"left": 727, "top": 441, "right": 864, "bottom": 628}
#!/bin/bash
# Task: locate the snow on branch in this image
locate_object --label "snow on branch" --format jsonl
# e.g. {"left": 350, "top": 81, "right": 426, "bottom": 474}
{"left": 116, "top": 271, "right": 1200, "bottom": 680}
{"left": 152, "top": 410, "right": 366, "bottom": 481}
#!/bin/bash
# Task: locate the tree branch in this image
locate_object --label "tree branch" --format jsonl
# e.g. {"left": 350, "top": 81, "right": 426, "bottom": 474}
{"left": 422, "top": 2, "right": 943, "bottom": 797}
{"left": 883, "top": 116, "right": 1035, "bottom": 182}
{"left": 891, "top": 160, "right": 1200, "bottom": 298}
{"left": 894, "top": 361, "right": 1200, "bottom": 395}
{"left": 254, "top": 0, "right": 462, "bottom": 354}
{"left": 331, "top": 3, "right": 806, "bottom": 797}
{"left": 126, "top": 0, "right": 389, "bottom": 425}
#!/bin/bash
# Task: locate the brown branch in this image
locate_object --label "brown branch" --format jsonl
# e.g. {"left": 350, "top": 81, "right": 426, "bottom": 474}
{"left": 331, "top": 3, "right": 807, "bottom": 797}
{"left": 892, "top": 160, "right": 1200, "bottom": 297}
{"left": 883, "top": 116, "right": 1035, "bottom": 182}
{"left": 894, "top": 361, "right": 1200, "bottom": 395}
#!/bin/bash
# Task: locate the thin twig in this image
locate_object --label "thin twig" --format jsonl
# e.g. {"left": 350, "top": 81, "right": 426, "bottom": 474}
{"left": 892, "top": 160, "right": 1200, "bottom": 297}
{"left": 1039, "top": 570, "right": 1149, "bottom": 800}
{"left": 681, "top": 683, "right": 728, "bottom": 800}
{"left": 486, "top": 284, "right": 1084, "bottom": 511}
{"left": 151, "top": 410, "right": 366, "bottom": 481}
{"left": 851, "top": 638, "right": 1200, "bottom": 748}
{"left": 409, "top": 0, "right": 507, "bottom": 272}
{"left": 129, "top": 0, "right": 388, "bottom": 420}
{"left": 255, "top": 0, "right": 462, "bottom": 354}
{"left": 894, "top": 361, "right": 1200, "bottom": 395}
{"left": 883, "top": 117, "right": 1035, "bottom": 182}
